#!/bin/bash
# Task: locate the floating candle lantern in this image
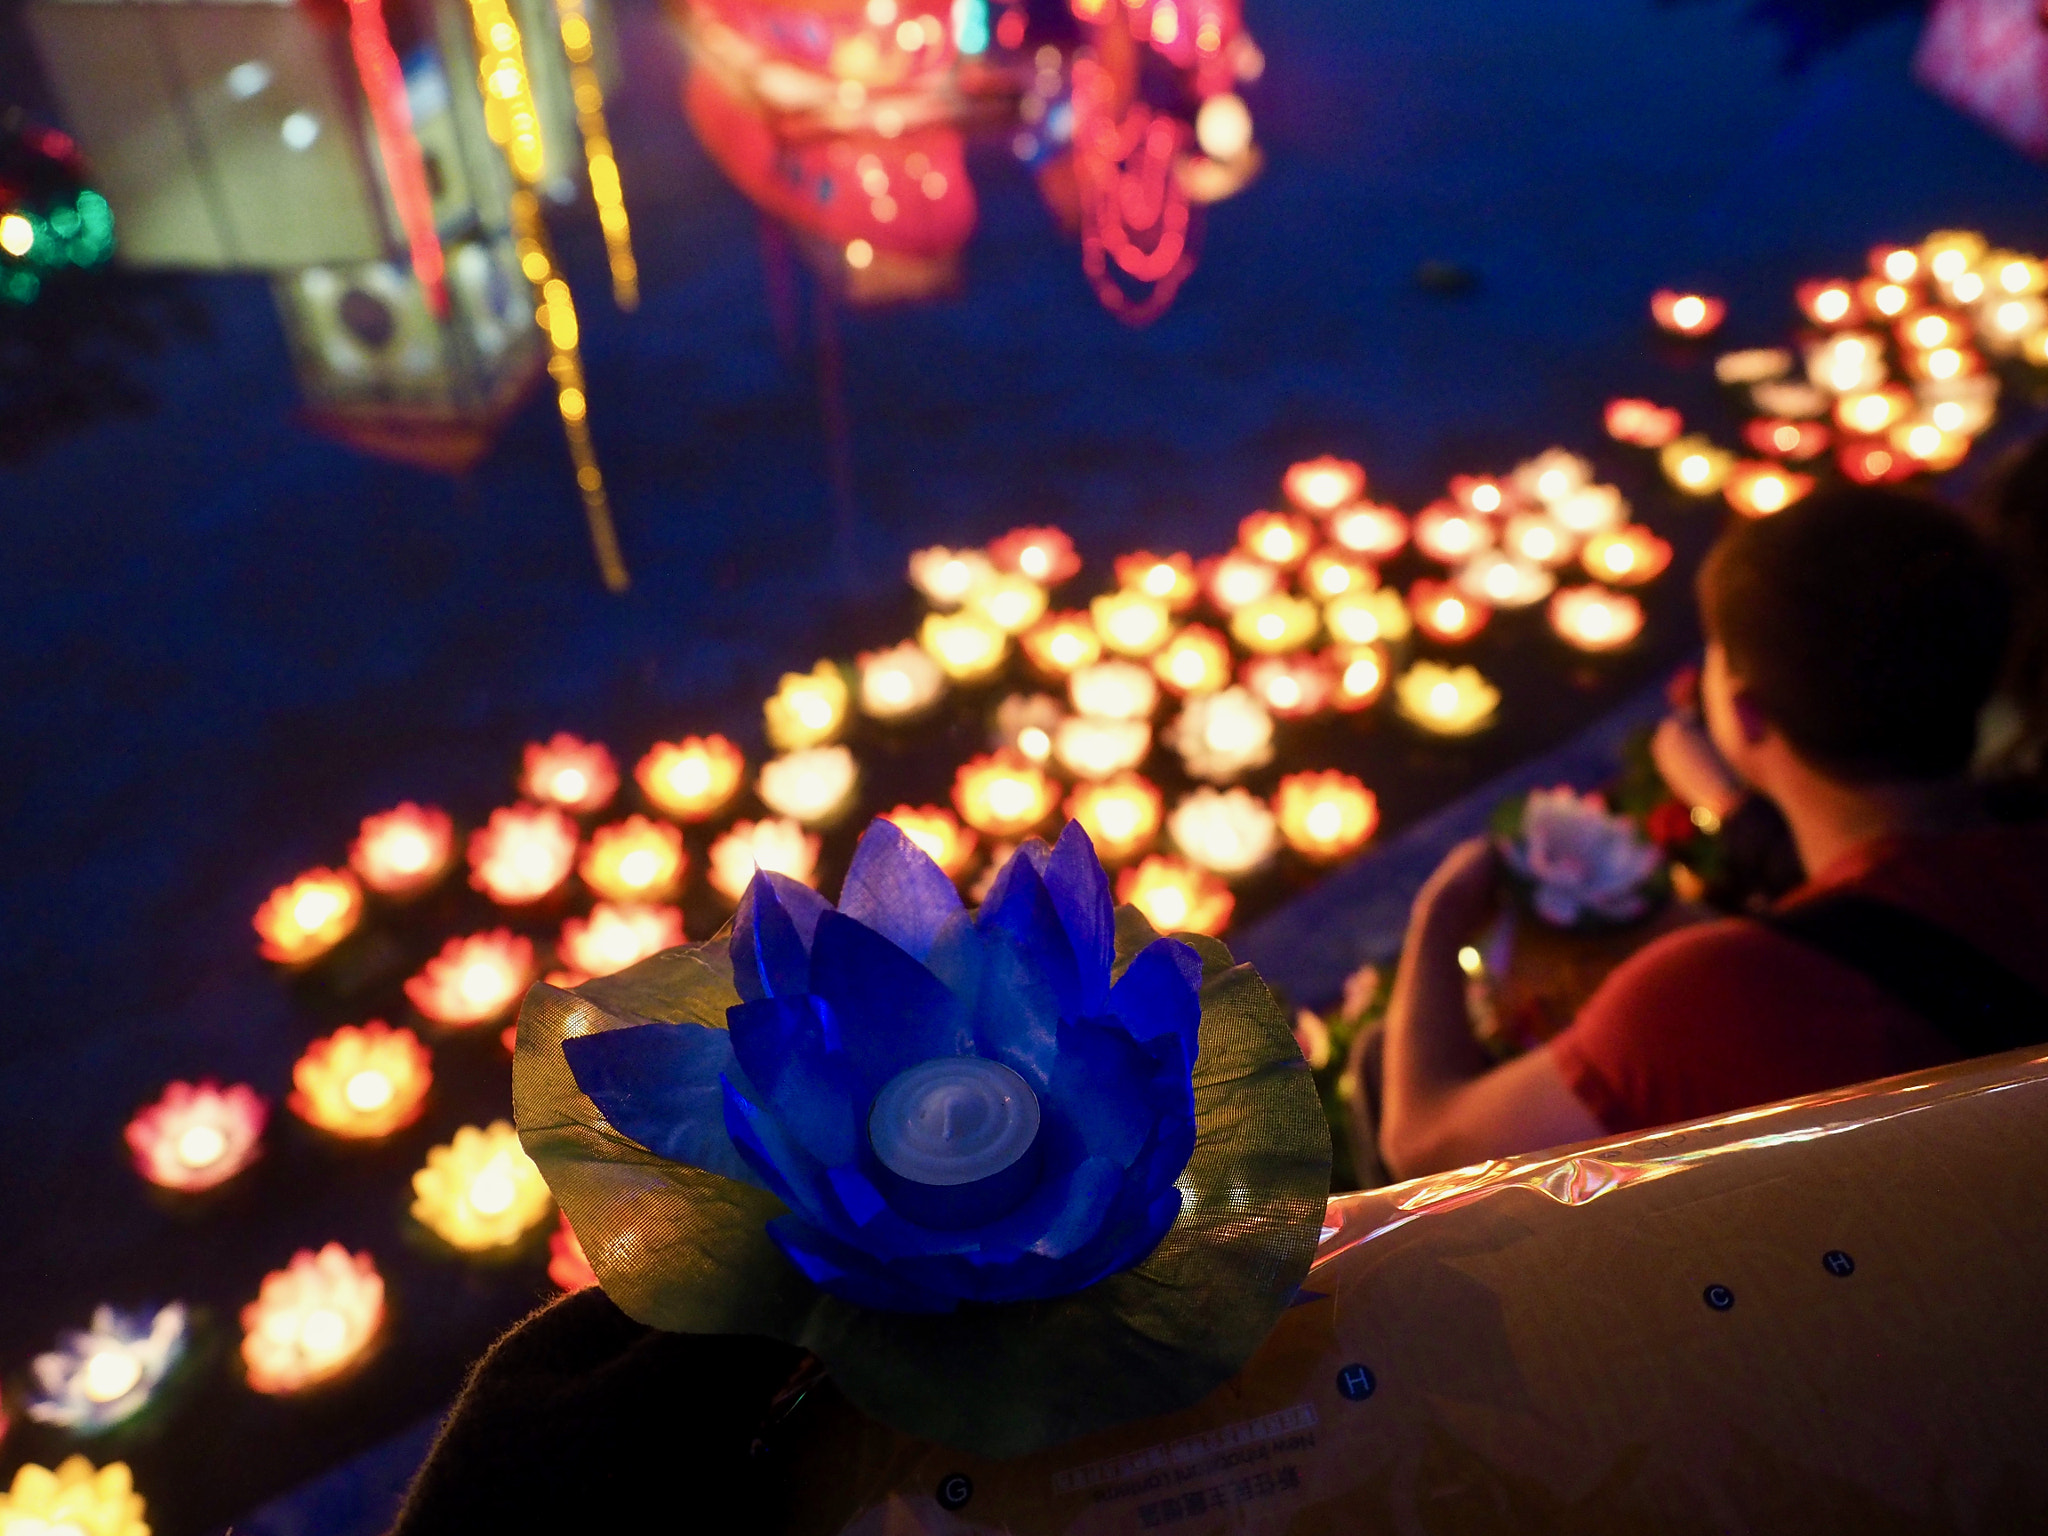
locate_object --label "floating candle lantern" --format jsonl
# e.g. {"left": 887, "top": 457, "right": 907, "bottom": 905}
{"left": 126, "top": 1081, "right": 266, "bottom": 1192}
{"left": 1604, "top": 398, "right": 1683, "bottom": 447}
{"left": 1921, "top": 380, "right": 1998, "bottom": 439}
{"left": 908, "top": 546, "right": 994, "bottom": 607}
{"left": 1284, "top": 456, "right": 1367, "bottom": 514}
{"left": 1449, "top": 475, "right": 1508, "bottom": 516}
{"left": 1723, "top": 461, "right": 1816, "bottom": 518}
{"left": 1152, "top": 625, "right": 1234, "bottom": 696}
{"left": 1167, "top": 686, "right": 1275, "bottom": 783}
{"left": 1992, "top": 253, "right": 2043, "bottom": 294}
{"left": 1715, "top": 347, "right": 1794, "bottom": 385}
{"left": 291, "top": 1021, "right": 433, "bottom": 1138}
{"left": 1550, "top": 586, "right": 1646, "bottom": 652}
{"left": 1744, "top": 418, "right": 1831, "bottom": 460}
{"left": 1981, "top": 295, "right": 2046, "bottom": 354}
{"left": 880, "top": 804, "right": 979, "bottom": 881}
{"left": 1752, "top": 380, "right": 1830, "bottom": 420}
{"left": 1065, "top": 775, "right": 1164, "bottom": 864}
{"left": 1503, "top": 513, "right": 1579, "bottom": 569}
{"left": 1301, "top": 551, "right": 1374, "bottom": 600}
{"left": 1860, "top": 277, "right": 1913, "bottom": 318}
{"left": 30, "top": 1305, "right": 186, "bottom": 1433}
{"left": 1581, "top": 527, "right": 1673, "bottom": 587}
{"left": 969, "top": 573, "right": 1051, "bottom": 636}
{"left": 559, "top": 902, "right": 685, "bottom": 978}
{"left": 1242, "top": 654, "right": 1335, "bottom": 719}
{"left": 765, "top": 661, "right": 851, "bottom": 750}
{"left": 549, "top": 1214, "right": 598, "bottom": 1292}
{"left": 1114, "top": 551, "right": 1200, "bottom": 611}
{"left": 1230, "top": 593, "right": 1321, "bottom": 655}
{"left": 241, "top": 1244, "right": 384, "bottom": 1394}
{"left": 468, "top": 804, "right": 579, "bottom": 905}
{"left": 1410, "top": 581, "right": 1491, "bottom": 644}
{"left": 1070, "top": 660, "right": 1159, "bottom": 721}
{"left": 758, "top": 746, "right": 860, "bottom": 827}
{"left": 1328, "top": 644, "right": 1390, "bottom": 711}
{"left": 1456, "top": 552, "right": 1556, "bottom": 611}
{"left": 1903, "top": 310, "right": 1957, "bottom": 352}
{"left": 253, "top": 868, "right": 362, "bottom": 966}
{"left": 995, "top": 693, "right": 1064, "bottom": 763}
{"left": 1200, "top": 552, "right": 1283, "bottom": 613}
{"left": 349, "top": 804, "right": 454, "bottom": 900}
{"left": 1875, "top": 244, "right": 1921, "bottom": 283}
{"left": 1549, "top": 485, "right": 1628, "bottom": 538}
{"left": 1908, "top": 344, "right": 1978, "bottom": 384}
{"left": 1396, "top": 661, "right": 1500, "bottom": 736}
{"left": 707, "top": 818, "right": 821, "bottom": 902}
{"left": 1053, "top": 717, "right": 1151, "bottom": 781}
{"left": 1651, "top": 289, "right": 1726, "bottom": 337}
{"left": 407, "top": 928, "right": 534, "bottom": 1026}
{"left": 412, "top": 1121, "right": 552, "bottom": 1252}
{"left": 1836, "top": 385, "right": 1913, "bottom": 437}
{"left": 1892, "top": 419, "right": 1969, "bottom": 472}
{"left": 1328, "top": 503, "right": 1411, "bottom": 561}
{"left": 521, "top": 734, "right": 618, "bottom": 814}
{"left": 1168, "top": 787, "right": 1279, "bottom": 880}
{"left": 635, "top": 735, "right": 744, "bottom": 822}
{"left": 1238, "top": 510, "right": 1315, "bottom": 568}
{"left": 952, "top": 753, "right": 1060, "bottom": 838}
{"left": 1090, "top": 591, "right": 1174, "bottom": 656}
{"left": 1838, "top": 440, "right": 1913, "bottom": 486}
{"left": 1275, "top": 771, "right": 1380, "bottom": 862}
{"left": 1413, "top": 504, "right": 1495, "bottom": 565}
{"left": 1116, "top": 856, "right": 1234, "bottom": 937}
{"left": 1797, "top": 279, "right": 1859, "bottom": 327}
{"left": 920, "top": 611, "right": 1010, "bottom": 681}
{"left": 1325, "top": 588, "right": 1413, "bottom": 645}
{"left": 1924, "top": 230, "right": 1986, "bottom": 289}
{"left": 577, "top": 818, "right": 684, "bottom": 907}
{"left": 1806, "top": 333, "right": 1886, "bottom": 395}
{"left": 0, "top": 1459, "right": 149, "bottom": 1535}
{"left": 988, "top": 525, "right": 1079, "bottom": 585}
{"left": 1020, "top": 613, "right": 1104, "bottom": 678}
{"left": 858, "top": 641, "right": 948, "bottom": 720}
{"left": 1659, "top": 436, "right": 1733, "bottom": 496}
{"left": 1512, "top": 449, "right": 1592, "bottom": 507}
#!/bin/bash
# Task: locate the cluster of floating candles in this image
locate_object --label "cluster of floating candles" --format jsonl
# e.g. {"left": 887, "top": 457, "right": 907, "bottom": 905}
{"left": 411, "top": 1122, "right": 552, "bottom": 1252}
{"left": 291, "top": 1022, "right": 433, "bottom": 1138}
{"left": 126, "top": 1081, "right": 267, "bottom": 1191}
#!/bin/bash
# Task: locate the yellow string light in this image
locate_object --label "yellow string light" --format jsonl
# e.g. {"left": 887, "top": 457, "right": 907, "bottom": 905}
{"left": 552, "top": 0, "right": 639, "bottom": 309}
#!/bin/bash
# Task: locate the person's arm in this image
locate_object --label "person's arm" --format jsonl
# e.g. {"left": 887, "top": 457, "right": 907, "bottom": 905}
{"left": 1374, "top": 839, "right": 1605, "bottom": 1180}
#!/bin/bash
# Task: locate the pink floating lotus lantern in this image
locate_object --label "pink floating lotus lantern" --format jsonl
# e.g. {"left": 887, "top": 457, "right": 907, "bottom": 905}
{"left": 1328, "top": 503, "right": 1411, "bottom": 562}
{"left": 241, "top": 1244, "right": 384, "bottom": 1395}
{"left": 126, "top": 1081, "right": 267, "bottom": 1192}
{"left": 879, "top": 804, "right": 979, "bottom": 882}
{"left": 291, "top": 1022, "right": 433, "bottom": 1139}
{"left": 707, "top": 819, "right": 821, "bottom": 904}
{"left": 1238, "top": 510, "right": 1315, "bottom": 568}
{"left": 559, "top": 903, "right": 685, "bottom": 979}
{"left": 988, "top": 525, "right": 1080, "bottom": 585}
{"left": 468, "top": 804, "right": 580, "bottom": 906}
{"left": 1605, "top": 398, "right": 1683, "bottom": 447}
{"left": 1797, "top": 278, "right": 1860, "bottom": 328}
{"left": 1413, "top": 503, "right": 1496, "bottom": 566}
{"left": 253, "top": 869, "right": 363, "bottom": 966}
{"left": 1448, "top": 475, "right": 1509, "bottom": 516}
{"left": 348, "top": 804, "right": 454, "bottom": 900}
{"left": 1651, "top": 289, "right": 1726, "bottom": 337}
{"left": 1242, "top": 653, "right": 1335, "bottom": 720}
{"left": 521, "top": 734, "right": 618, "bottom": 814}
{"left": 1116, "top": 856, "right": 1234, "bottom": 937}
{"left": 549, "top": 1214, "right": 598, "bottom": 1292}
{"left": 1550, "top": 586, "right": 1646, "bottom": 653}
{"left": 1283, "top": 456, "right": 1367, "bottom": 514}
{"left": 405, "top": 931, "right": 534, "bottom": 1028}
{"left": 635, "top": 736, "right": 745, "bottom": 822}
{"left": 580, "top": 816, "right": 686, "bottom": 903}
{"left": 1411, "top": 581, "right": 1491, "bottom": 644}
{"left": 1114, "top": 551, "right": 1200, "bottom": 612}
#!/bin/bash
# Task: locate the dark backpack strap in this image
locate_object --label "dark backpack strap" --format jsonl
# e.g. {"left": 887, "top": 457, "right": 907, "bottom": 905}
{"left": 1759, "top": 894, "right": 2048, "bottom": 1059}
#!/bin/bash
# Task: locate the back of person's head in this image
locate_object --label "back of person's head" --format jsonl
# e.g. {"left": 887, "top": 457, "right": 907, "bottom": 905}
{"left": 1698, "top": 488, "right": 2011, "bottom": 784}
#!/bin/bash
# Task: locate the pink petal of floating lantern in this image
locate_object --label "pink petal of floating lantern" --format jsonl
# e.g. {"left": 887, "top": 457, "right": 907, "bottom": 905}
{"left": 1328, "top": 502, "right": 1411, "bottom": 562}
{"left": 1275, "top": 770, "right": 1381, "bottom": 862}
{"left": 1230, "top": 592, "right": 1321, "bottom": 655}
{"left": 348, "top": 804, "right": 454, "bottom": 900}
{"left": 757, "top": 747, "right": 861, "bottom": 827}
{"left": 253, "top": 869, "right": 363, "bottom": 966}
{"left": 1744, "top": 418, "right": 1832, "bottom": 460}
{"left": 1168, "top": 787, "right": 1279, "bottom": 880}
{"left": 1580, "top": 527, "right": 1673, "bottom": 587}
{"left": 919, "top": 611, "right": 1011, "bottom": 681}
{"left": 1020, "top": 612, "right": 1104, "bottom": 678}
{"left": 987, "top": 525, "right": 1080, "bottom": 585}
{"left": 1835, "top": 384, "right": 1915, "bottom": 438}
{"left": 1327, "top": 644, "right": 1391, "bottom": 711}
{"left": 764, "top": 661, "right": 851, "bottom": 750}
{"left": 1447, "top": 475, "right": 1509, "bottom": 516}
{"left": 952, "top": 752, "right": 1060, "bottom": 839}
{"left": 1410, "top": 581, "right": 1491, "bottom": 644}
{"left": 0, "top": 1457, "right": 150, "bottom": 1534}
{"left": 468, "top": 804, "right": 579, "bottom": 906}
{"left": 1502, "top": 512, "right": 1580, "bottom": 569}
{"left": 907, "top": 546, "right": 994, "bottom": 608}
{"left": 1069, "top": 660, "right": 1158, "bottom": 721}
{"left": 1605, "top": 398, "right": 1684, "bottom": 448}
{"left": 548, "top": 1214, "right": 598, "bottom": 1292}
{"left": 1797, "top": 279, "right": 1861, "bottom": 328}
{"left": 558, "top": 903, "right": 685, "bottom": 979}
{"left": 635, "top": 735, "right": 745, "bottom": 822}
{"left": 1651, "top": 288, "right": 1727, "bottom": 338}
{"left": 1151, "top": 624, "right": 1234, "bottom": 697}
{"left": 1116, "top": 856, "right": 1234, "bottom": 937}
{"left": 1090, "top": 590, "right": 1174, "bottom": 657}
{"left": 858, "top": 641, "right": 948, "bottom": 721}
{"left": 1300, "top": 550, "right": 1375, "bottom": 601}
{"left": 1052, "top": 717, "right": 1151, "bottom": 782}
{"left": 1723, "top": 461, "right": 1816, "bottom": 518}
{"left": 1325, "top": 587, "right": 1414, "bottom": 645}
{"left": 1413, "top": 502, "right": 1496, "bottom": 566}
{"left": 1283, "top": 456, "right": 1367, "bottom": 515}
{"left": 1242, "top": 653, "right": 1335, "bottom": 719}
{"left": 1065, "top": 774, "right": 1165, "bottom": 865}
{"left": 126, "top": 1081, "right": 267, "bottom": 1191}
{"left": 1837, "top": 440, "right": 1916, "bottom": 486}
{"left": 521, "top": 734, "right": 618, "bottom": 815}
{"left": 1550, "top": 586, "right": 1647, "bottom": 653}
{"left": 1198, "top": 552, "right": 1282, "bottom": 615}
{"left": 1659, "top": 436, "right": 1734, "bottom": 496}
{"left": 1891, "top": 418, "right": 1971, "bottom": 472}
{"left": 241, "top": 1244, "right": 384, "bottom": 1395}
{"left": 1396, "top": 661, "right": 1500, "bottom": 737}
{"left": 579, "top": 816, "right": 686, "bottom": 902}
{"left": 969, "top": 573, "right": 1051, "bottom": 636}
{"left": 411, "top": 1121, "right": 552, "bottom": 1252}
{"left": 291, "top": 1022, "right": 433, "bottom": 1138}
{"left": 707, "top": 818, "right": 821, "bottom": 903}
{"left": 1237, "top": 510, "right": 1315, "bottom": 568}
{"left": 879, "top": 804, "right": 979, "bottom": 882}
{"left": 1113, "top": 551, "right": 1200, "bottom": 611}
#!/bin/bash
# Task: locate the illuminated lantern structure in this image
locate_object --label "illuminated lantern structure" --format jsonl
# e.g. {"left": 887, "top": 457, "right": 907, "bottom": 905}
{"left": 859, "top": 641, "right": 948, "bottom": 718}
{"left": 580, "top": 816, "right": 687, "bottom": 902}
{"left": 1022, "top": 613, "right": 1105, "bottom": 679}
{"left": 953, "top": 753, "right": 1060, "bottom": 838}
{"left": 765, "top": 662, "right": 852, "bottom": 750}
{"left": 1581, "top": 527, "right": 1672, "bottom": 587}
{"left": 1283, "top": 456, "right": 1365, "bottom": 514}
{"left": 558, "top": 902, "right": 686, "bottom": 978}
{"left": 1230, "top": 593, "right": 1320, "bottom": 655}
{"left": 988, "top": 525, "right": 1079, "bottom": 585}
{"left": 1152, "top": 624, "right": 1233, "bottom": 696}
{"left": 1409, "top": 581, "right": 1490, "bottom": 644}
{"left": 1115, "top": 551, "right": 1200, "bottom": 612}
{"left": 1167, "top": 787, "right": 1278, "bottom": 880}
{"left": 125, "top": 1081, "right": 268, "bottom": 1192}
{"left": 522, "top": 734, "right": 619, "bottom": 814}
{"left": 411, "top": 1121, "right": 552, "bottom": 1251}
{"left": 1274, "top": 770, "right": 1379, "bottom": 862}
{"left": 920, "top": 611, "right": 1010, "bottom": 680}
{"left": 1550, "top": 586, "right": 1646, "bottom": 653}
{"left": 0, "top": 1458, "right": 149, "bottom": 1536}
{"left": 1065, "top": 774, "right": 1164, "bottom": 864}
{"left": 635, "top": 735, "right": 745, "bottom": 821}
{"left": 405, "top": 930, "right": 535, "bottom": 1026}
{"left": 241, "top": 1245, "right": 385, "bottom": 1394}
{"left": 1241, "top": 653, "right": 1334, "bottom": 719}
{"left": 758, "top": 746, "right": 861, "bottom": 826}
{"left": 253, "top": 868, "right": 363, "bottom": 966}
{"left": 707, "top": 818, "right": 821, "bottom": 902}
{"left": 1650, "top": 289, "right": 1726, "bottom": 337}
{"left": 1116, "top": 855, "right": 1234, "bottom": 937}
{"left": 468, "top": 804, "right": 580, "bottom": 905}
{"left": 291, "top": 1022, "right": 434, "bottom": 1138}
{"left": 30, "top": 1304, "right": 187, "bottom": 1432}
{"left": 1238, "top": 510, "right": 1314, "bottom": 568}
{"left": 1397, "top": 661, "right": 1500, "bottom": 737}
{"left": 548, "top": 1214, "right": 598, "bottom": 1292}
{"left": 1327, "top": 644, "right": 1389, "bottom": 712}
{"left": 349, "top": 803, "right": 455, "bottom": 899}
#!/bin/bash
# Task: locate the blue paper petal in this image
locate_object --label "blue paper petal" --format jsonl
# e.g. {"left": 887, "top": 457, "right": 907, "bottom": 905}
{"left": 719, "top": 1075, "right": 853, "bottom": 1236}
{"left": 837, "top": 820, "right": 964, "bottom": 962}
{"left": 564, "top": 1024, "right": 767, "bottom": 1189}
{"left": 766, "top": 1216, "right": 960, "bottom": 1314}
{"left": 932, "top": 920, "right": 1064, "bottom": 1096}
{"left": 1046, "top": 822, "right": 1115, "bottom": 1015}
{"left": 1108, "top": 937, "right": 1204, "bottom": 1068}
{"left": 978, "top": 852, "right": 1084, "bottom": 1023}
{"left": 732, "top": 872, "right": 816, "bottom": 1003}
{"left": 1046, "top": 1017, "right": 1162, "bottom": 1169}
{"left": 725, "top": 996, "right": 864, "bottom": 1167}
{"left": 805, "top": 911, "right": 973, "bottom": 1095}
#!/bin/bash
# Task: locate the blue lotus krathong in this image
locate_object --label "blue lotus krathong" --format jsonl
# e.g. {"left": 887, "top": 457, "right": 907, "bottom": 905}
{"left": 564, "top": 821, "right": 1203, "bottom": 1312}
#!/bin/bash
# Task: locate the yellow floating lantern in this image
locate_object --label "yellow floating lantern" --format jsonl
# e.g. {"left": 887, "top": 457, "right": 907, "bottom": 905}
{"left": 707, "top": 818, "right": 821, "bottom": 903}
{"left": 1238, "top": 510, "right": 1315, "bottom": 567}
{"left": 1397, "top": 661, "right": 1500, "bottom": 737}
{"left": 764, "top": 661, "right": 851, "bottom": 750}
{"left": 1090, "top": 590, "right": 1174, "bottom": 657}
{"left": 348, "top": 804, "right": 454, "bottom": 900}
{"left": 635, "top": 735, "right": 744, "bottom": 822}
{"left": 580, "top": 815, "right": 685, "bottom": 902}
{"left": 467, "top": 804, "right": 580, "bottom": 906}
{"left": 1114, "top": 551, "right": 1200, "bottom": 611}
{"left": 969, "top": 573, "right": 1051, "bottom": 636}
{"left": 521, "top": 733, "right": 619, "bottom": 814}
{"left": 253, "top": 869, "right": 363, "bottom": 966}
{"left": 1115, "top": 856, "right": 1234, "bottom": 937}
{"left": 1723, "top": 461, "right": 1815, "bottom": 518}
{"left": 1066, "top": 774, "right": 1165, "bottom": 864}
{"left": 0, "top": 1457, "right": 148, "bottom": 1536}
{"left": 1275, "top": 770, "right": 1381, "bottom": 862}
{"left": 411, "top": 1121, "right": 552, "bottom": 1252}
{"left": 1283, "top": 455, "right": 1367, "bottom": 514}
{"left": 1327, "top": 644, "right": 1390, "bottom": 712}
{"left": 920, "top": 611, "right": 1010, "bottom": 681}
{"left": 1659, "top": 436, "right": 1733, "bottom": 496}
{"left": 1325, "top": 588, "right": 1413, "bottom": 646}
{"left": 405, "top": 930, "right": 534, "bottom": 1028}
{"left": 1550, "top": 586, "right": 1647, "bottom": 653}
{"left": 1301, "top": 551, "right": 1375, "bottom": 601}
{"left": 1231, "top": 592, "right": 1321, "bottom": 655}
{"left": 1152, "top": 624, "right": 1234, "bottom": 696}
{"left": 858, "top": 641, "right": 948, "bottom": 721}
{"left": 880, "top": 804, "right": 979, "bottom": 881}
{"left": 291, "top": 1022, "right": 433, "bottom": 1138}
{"left": 1581, "top": 527, "right": 1673, "bottom": 587}
{"left": 952, "top": 753, "right": 1059, "bottom": 839}
{"left": 1021, "top": 612, "right": 1104, "bottom": 678}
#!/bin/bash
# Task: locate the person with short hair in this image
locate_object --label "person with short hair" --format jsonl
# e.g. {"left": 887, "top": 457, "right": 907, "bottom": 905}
{"left": 1370, "top": 488, "right": 2048, "bottom": 1181}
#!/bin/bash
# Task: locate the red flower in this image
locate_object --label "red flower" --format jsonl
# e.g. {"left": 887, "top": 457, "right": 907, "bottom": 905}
{"left": 1646, "top": 798, "right": 1697, "bottom": 849}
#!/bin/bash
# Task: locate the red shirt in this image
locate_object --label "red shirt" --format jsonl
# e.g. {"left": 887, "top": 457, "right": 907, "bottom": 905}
{"left": 1548, "top": 823, "right": 2048, "bottom": 1135}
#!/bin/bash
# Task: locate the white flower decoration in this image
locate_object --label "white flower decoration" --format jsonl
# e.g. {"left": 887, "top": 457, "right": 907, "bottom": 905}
{"left": 859, "top": 642, "right": 947, "bottom": 720}
{"left": 1504, "top": 787, "right": 1665, "bottom": 928}
{"left": 757, "top": 746, "right": 861, "bottom": 826}
{"left": 31, "top": 1304, "right": 187, "bottom": 1431}
{"left": 1169, "top": 788, "right": 1280, "bottom": 879}
{"left": 1510, "top": 449, "right": 1591, "bottom": 508}
{"left": 1053, "top": 717, "right": 1152, "bottom": 781}
{"left": 1167, "top": 687, "right": 1275, "bottom": 783}
{"left": 908, "top": 547, "right": 995, "bottom": 608}
{"left": 1069, "top": 660, "right": 1158, "bottom": 722}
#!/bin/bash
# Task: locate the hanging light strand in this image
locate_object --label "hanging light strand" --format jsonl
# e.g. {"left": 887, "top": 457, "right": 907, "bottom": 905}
{"left": 552, "top": 0, "right": 639, "bottom": 309}
{"left": 345, "top": 0, "right": 449, "bottom": 317}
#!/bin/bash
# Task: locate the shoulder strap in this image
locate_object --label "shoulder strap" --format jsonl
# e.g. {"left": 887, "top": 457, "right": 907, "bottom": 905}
{"left": 1759, "top": 894, "right": 2048, "bottom": 1059}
